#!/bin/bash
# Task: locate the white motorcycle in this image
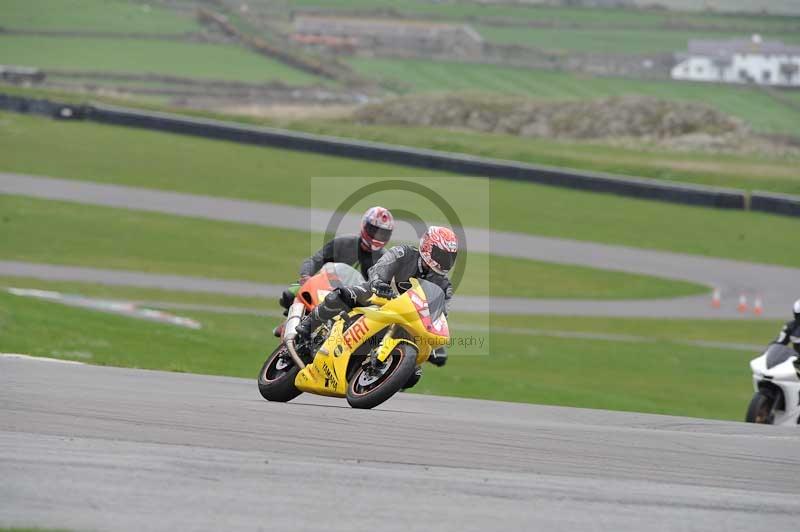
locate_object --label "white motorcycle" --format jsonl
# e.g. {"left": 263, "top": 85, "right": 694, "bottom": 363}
{"left": 746, "top": 343, "right": 800, "bottom": 425}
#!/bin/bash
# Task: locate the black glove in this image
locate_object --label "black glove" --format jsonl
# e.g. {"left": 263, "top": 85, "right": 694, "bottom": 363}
{"left": 370, "top": 279, "right": 394, "bottom": 299}
{"left": 429, "top": 347, "right": 447, "bottom": 367}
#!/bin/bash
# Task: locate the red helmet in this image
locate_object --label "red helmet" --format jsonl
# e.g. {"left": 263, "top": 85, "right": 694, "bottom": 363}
{"left": 360, "top": 206, "right": 394, "bottom": 251}
{"left": 419, "top": 226, "right": 458, "bottom": 275}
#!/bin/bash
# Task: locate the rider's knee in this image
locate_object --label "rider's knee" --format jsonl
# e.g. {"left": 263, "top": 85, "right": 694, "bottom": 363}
{"left": 279, "top": 289, "right": 295, "bottom": 309}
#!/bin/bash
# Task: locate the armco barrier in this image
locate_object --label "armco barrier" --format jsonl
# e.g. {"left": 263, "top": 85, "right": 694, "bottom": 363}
{"left": 0, "top": 93, "right": 88, "bottom": 119}
{"left": 751, "top": 191, "right": 800, "bottom": 218}
{"left": 0, "top": 92, "right": 786, "bottom": 214}
{"left": 87, "top": 103, "right": 747, "bottom": 210}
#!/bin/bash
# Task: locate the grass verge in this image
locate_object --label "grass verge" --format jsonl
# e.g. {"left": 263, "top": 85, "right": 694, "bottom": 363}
{"left": 0, "top": 195, "right": 706, "bottom": 300}
{"left": 0, "top": 290, "right": 776, "bottom": 420}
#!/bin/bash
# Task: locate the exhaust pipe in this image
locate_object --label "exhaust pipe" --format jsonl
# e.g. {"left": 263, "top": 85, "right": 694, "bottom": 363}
{"left": 282, "top": 301, "right": 306, "bottom": 369}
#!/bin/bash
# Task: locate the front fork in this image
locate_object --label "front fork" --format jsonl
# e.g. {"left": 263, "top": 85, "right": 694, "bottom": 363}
{"left": 372, "top": 324, "right": 411, "bottom": 368}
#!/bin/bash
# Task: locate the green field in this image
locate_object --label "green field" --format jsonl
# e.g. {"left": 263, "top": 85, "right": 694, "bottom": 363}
{"left": 0, "top": 35, "right": 319, "bottom": 84}
{"left": 0, "top": 289, "right": 776, "bottom": 420}
{"left": 0, "top": 0, "right": 200, "bottom": 33}
{"left": 0, "top": 276, "right": 278, "bottom": 311}
{"left": 287, "top": 0, "right": 799, "bottom": 32}
{"left": 288, "top": 0, "right": 800, "bottom": 54}
{"left": 347, "top": 58, "right": 800, "bottom": 137}
{"left": 476, "top": 25, "right": 800, "bottom": 53}
{"left": 0, "top": 195, "right": 705, "bottom": 300}
{"left": 2, "top": 111, "right": 799, "bottom": 268}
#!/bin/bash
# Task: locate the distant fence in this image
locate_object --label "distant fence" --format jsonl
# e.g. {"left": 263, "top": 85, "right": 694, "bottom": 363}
{"left": 2, "top": 92, "right": 798, "bottom": 217}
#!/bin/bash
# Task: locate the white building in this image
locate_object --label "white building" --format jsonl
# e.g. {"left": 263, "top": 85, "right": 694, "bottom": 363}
{"left": 671, "top": 36, "right": 800, "bottom": 87}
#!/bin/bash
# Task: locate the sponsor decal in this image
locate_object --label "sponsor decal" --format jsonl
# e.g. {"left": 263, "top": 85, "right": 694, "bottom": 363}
{"left": 408, "top": 288, "right": 436, "bottom": 332}
{"left": 321, "top": 362, "right": 339, "bottom": 389}
{"left": 431, "top": 314, "right": 449, "bottom": 337}
{"left": 343, "top": 317, "right": 370, "bottom": 350}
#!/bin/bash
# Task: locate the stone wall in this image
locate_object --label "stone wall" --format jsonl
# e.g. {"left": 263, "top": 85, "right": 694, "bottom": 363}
{"left": 292, "top": 16, "right": 484, "bottom": 59}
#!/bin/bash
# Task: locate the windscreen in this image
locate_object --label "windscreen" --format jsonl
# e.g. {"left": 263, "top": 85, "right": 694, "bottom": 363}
{"left": 322, "top": 262, "right": 365, "bottom": 289}
{"left": 765, "top": 343, "right": 796, "bottom": 369}
{"left": 417, "top": 279, "right": 447, "bottom": 320}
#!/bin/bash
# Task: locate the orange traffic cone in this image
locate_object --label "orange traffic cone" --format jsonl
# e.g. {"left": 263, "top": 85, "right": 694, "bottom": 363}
{"left": 737, "top": 294, "right": 748, "bottom": 313}
{"left": 753, "top": 297, "right": 763, "bottom": 316}
{"left": 711, "top": 288, "right": 721, "bottom": 309}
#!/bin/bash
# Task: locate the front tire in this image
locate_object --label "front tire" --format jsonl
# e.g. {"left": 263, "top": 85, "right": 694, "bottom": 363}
{"left": 258, "top": 344, "right": 302, "bottom": 402}
{"left": 745, "top": 390, "right": 776, "bottom": 424}
{"left": 346, "top": 342, "right": 418, "bottom": 409}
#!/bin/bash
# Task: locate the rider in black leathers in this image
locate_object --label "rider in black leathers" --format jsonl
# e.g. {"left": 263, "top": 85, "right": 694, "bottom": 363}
{"left": 294, "top": 226, "right": 458, "bottom": 378}
{"left": 273, "top": 207, "right": 394, "bottom": 336}
{"left": 774, "top": 299, "right": 800, "bottom": 355}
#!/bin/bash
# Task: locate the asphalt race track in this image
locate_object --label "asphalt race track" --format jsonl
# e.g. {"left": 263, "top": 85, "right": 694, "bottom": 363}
{"left": 3, "top": 172, "right": 800, "bottom": 318}
{"left": 2, "top": 356, "right": 799, "bottom": 532}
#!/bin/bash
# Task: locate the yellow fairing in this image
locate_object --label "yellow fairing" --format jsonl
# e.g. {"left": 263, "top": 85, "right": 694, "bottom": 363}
{"left": 293, "top": 319, "right": 351, "bottom": 397}
{"left": 294, "top": 278, "right": 450, "bottom": 396}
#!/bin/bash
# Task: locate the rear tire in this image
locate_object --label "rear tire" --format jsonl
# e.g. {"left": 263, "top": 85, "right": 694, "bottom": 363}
{"left": 258, "top": 344, "right": 302, "bottom": 403}
{"left": 346, "top": 342, "right": 418, "bottom": 409}
{"left": 745, "top": 390, "right": 776, "bottom": 424}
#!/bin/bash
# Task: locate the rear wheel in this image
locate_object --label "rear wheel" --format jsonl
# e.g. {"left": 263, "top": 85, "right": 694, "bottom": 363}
{"left": 745, "top": 390, "right": 776, "bottom": 424}
{"left": 346, "top": 342, "right": 418, "bottom": 409}
{"left": 258, "top": 344, "right": 302, "bottom": 403}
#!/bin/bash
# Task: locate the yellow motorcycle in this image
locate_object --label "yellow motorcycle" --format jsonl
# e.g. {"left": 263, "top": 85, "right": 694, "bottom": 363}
{"left": 258, "top": 263, "right": 450, "bottom": 409}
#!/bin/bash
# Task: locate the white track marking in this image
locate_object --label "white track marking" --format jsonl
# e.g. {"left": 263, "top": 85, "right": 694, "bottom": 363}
{"left": 0, "top": 353, "right": 86, "bottom": 365}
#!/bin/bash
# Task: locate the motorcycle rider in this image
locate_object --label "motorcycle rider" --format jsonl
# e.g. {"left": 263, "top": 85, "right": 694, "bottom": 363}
{"left": 273, "top": 206, "right": 394, "bottom": 336}
{"left": 774, "top": 299, "right": 800, "bottom": 355}
{"left": 294, "top": 225, "right": 458, "bottom": 379}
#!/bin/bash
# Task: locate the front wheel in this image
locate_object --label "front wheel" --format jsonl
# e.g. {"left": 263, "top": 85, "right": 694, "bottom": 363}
{"left": 346, "top": 342, "right": 418, "bottom": 409}
{"left": 745, "top": 390, "right": 776, "bottom": 424}
{"left": 258, "top": 344, "right": 302, "bottom": 402}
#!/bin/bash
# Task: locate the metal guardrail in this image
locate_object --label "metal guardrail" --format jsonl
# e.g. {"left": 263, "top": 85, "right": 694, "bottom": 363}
{"left": 2, "top": 92, "right": 797, "bottom": 217}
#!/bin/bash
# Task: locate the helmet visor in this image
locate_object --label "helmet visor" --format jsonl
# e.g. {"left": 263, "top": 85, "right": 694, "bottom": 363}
{"left": 430, "top": 246, "right": 457, "bottom": 273}
{"left": 364, "top": 223, "right": 392, "bottom": 243}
